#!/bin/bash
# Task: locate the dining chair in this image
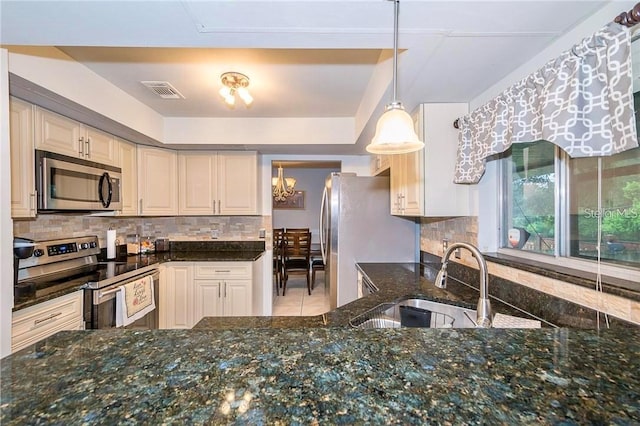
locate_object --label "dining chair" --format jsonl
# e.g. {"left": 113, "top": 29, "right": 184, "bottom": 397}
{"left": 272, "top": 228, "right": 285, "bottom": 295}
{"left": 311, "top": 257, "right": 324, "bottom": 288}
{"left": 281, "top": 230, "right": 312, "bottom": 296}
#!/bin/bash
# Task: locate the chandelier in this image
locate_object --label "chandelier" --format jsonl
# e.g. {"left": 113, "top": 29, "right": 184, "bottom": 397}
{"left": 366, "top": 0, "right": 423, "bottom": 154}
{"left": 272, "top": 164, "right": 296, "bottom": 201}
{"left": 219, "top": 72, "right": 254, "bottom": 107}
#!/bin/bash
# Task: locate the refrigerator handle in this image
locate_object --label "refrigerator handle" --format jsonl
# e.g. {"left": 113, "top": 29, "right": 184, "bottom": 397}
{"left": 319, "top": 186, "right": 328, "bottom": 264}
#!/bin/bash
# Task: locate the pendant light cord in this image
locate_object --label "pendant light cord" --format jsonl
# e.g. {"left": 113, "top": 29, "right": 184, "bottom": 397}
{"left": 392, "top": 0, "right": 399, "bottom": 103}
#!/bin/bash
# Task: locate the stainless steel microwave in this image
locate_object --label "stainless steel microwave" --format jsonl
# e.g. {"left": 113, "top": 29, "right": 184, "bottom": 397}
{"left": 36, "top": 150, "right": 122, "bottom": 212}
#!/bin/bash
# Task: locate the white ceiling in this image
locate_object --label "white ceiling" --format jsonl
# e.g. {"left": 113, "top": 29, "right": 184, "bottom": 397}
{"left": 0, "top": 0, "right": 625, "bottom": 155}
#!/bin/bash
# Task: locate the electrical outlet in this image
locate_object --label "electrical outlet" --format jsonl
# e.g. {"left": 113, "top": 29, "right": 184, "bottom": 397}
{"left": 259, "top": 229, "right": 266, "bottom": 239}
{"left": 442, "top": 238, "right": 448, "bottom": 252}
{"left": 455, "top": 248, "right": 461, "bottom": 259}
{"left": 211, "top": 229, "right": 219, "bottom": 239}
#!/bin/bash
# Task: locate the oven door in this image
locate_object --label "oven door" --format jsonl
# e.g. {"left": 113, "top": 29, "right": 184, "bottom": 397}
{"left": 84, "top": 270, "right": 159, "bottom": 329}
{"left": 37, "top": 150, "right": 122, "bottom": 211}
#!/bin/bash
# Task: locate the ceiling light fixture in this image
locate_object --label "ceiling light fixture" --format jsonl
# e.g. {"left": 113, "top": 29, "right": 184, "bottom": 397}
{"left": 219, "top": 72, "right": 254, "bottom": 107}
{"left": 366, "top": 0, "right": 424, "bottom": 155}
{"left": 272, "top": 164, "right": 296, "bottom": 201}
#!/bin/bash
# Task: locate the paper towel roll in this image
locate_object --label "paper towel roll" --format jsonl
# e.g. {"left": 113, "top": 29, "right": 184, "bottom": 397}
{"left": 107, "top": 229, "right": 117, "bottom": 259}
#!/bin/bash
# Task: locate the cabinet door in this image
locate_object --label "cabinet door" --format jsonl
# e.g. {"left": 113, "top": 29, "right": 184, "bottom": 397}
{"left": 9, "top": 98, "right": 36, "bottom": 218}
{"left": 137, "top": 146, "right": 178, "bottom": 216}
{"left": 178, "top": 152, "right": 216, "bottom": 215}
{"left": 389, "top": 154, "right": 403, "bottom": 215}
{"left": 401, "top": 150, "right": 424, "bottom": 216}
{"left": 118, "top": 139, "right": 138, "bottom": 216}
{"left": 85, "top": 126, "right": 119, "bottom": 166}
{"left": 370, "top": 154, "right": 390, "bottom": 176}
{"left": 223, "top": 280, "right": 252, "bottom": 316}
{"left": 217, "top": 152, "right": 257, "bottom": 215}
{"left": 161, "top": 264, "right": 194, "bottom": 329}
{"left": 194, "top": 280, "right": 224, "bottom": 323}
{"left": 11, "top": 290, "right": 84, "bottom": 353}
{"left": 35, "top": 108, "right": 83, "bottom": 158}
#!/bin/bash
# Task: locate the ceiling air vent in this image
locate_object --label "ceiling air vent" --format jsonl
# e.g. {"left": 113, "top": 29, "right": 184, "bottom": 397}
{"left": 140, "top": 81, "right": 185, "bottom": 99}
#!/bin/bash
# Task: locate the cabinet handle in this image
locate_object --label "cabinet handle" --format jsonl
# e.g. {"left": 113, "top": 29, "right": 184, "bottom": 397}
{"left": 33, "top": 312, "right": 62, "bottom": 327}
{"left": 79, "top": 136, "right": 84, "bottom": 156}
{"left": 218, "top": 284, "right": 221, "bottom": 298}
{"left": 139, "top": 199, "right": 143, "bottom": 214}
{"left": 215, "top": 270, "right": 231, "bottom": 273}
{"left": 86, "top": 138, "right": 91, "bottom": 158}
{"left": 29, "top": 191, "right": 36, "bottom": 214}
{"left": 224, "top": 282, "right": 227, "bottom": 298}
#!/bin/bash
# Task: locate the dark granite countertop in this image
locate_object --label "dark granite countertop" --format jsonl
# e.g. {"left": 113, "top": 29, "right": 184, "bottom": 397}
{"left": 13, "top": 241, "right": 265, "bottom": 311}
{"left": 2, "top": 328, "right": 639, "bottom": 424}
{"left": 195, "top": 262, "right": 548, "bottom": 329}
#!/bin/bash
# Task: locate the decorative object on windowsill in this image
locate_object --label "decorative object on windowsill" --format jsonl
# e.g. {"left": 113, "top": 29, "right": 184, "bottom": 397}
{"left": 273, "top": 190, "right": 305, "bottom": 210}
{"left": 366, "top": 0, "right": 423, "bottom": 155}
{"left": 272, "top": 164, "right": 297, "bottom": 201}
{"left": 453, "top": 17, "right": 639, "bottom": 184}
{"left": 219, "top": 72, "right": 253, "bottom": 108}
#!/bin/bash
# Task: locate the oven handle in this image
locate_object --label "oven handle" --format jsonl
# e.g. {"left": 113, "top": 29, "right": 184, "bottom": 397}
{"left": 95, "top": 270, "right": 159, "bottom": 303}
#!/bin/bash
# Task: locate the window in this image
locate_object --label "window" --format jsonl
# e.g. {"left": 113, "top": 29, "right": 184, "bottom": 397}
{"left": 501, "top": 142, "right": 640, "bottom": 269}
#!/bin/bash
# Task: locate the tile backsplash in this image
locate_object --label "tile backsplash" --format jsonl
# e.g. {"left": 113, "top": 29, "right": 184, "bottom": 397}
{"left": 13, "top": 215, "right": 270, "bottom": 248}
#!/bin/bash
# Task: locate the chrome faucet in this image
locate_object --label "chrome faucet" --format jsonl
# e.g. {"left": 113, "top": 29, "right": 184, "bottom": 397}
{"left": 434, "top": 242, "right": 492, "bottom": 328}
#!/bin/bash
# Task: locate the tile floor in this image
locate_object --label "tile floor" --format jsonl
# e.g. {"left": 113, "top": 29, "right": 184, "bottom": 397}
{"left": 272, "top": 272, "right": 331, "bottom": 316}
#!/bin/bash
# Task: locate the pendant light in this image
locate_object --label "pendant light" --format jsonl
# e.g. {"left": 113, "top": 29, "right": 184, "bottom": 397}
{"left": 366, "top": 0, "right": 424, "bottom": 155}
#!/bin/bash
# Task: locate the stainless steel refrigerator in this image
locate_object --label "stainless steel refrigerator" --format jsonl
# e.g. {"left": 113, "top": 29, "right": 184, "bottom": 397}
{"left": 319, "top": 173, "right": 418, "bottom": 309}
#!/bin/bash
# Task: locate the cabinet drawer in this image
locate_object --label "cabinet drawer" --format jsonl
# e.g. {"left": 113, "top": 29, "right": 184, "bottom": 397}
{"left": 194, "top": 262, "right": 251, "bottom": 279}
{"left": 12, "top": 291, "right": 83, "bottom": 352}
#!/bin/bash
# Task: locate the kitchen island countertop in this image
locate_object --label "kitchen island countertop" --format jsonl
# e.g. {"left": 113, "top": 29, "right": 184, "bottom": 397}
{"left": 2, "top": 263, "right": 639, "bottom": 424}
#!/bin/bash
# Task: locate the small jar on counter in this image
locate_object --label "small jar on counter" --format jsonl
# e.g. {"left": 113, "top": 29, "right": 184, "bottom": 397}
{"left": 140, "top": 236, "right": 155, "bottom": 254}
{"left": 126, "top": 234, "right": 140, "bottom": 255}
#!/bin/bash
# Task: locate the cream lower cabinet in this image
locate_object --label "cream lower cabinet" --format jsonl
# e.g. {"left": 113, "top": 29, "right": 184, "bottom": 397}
{"left": 159, "top": 263, "right": 194, "bottom": 329}
{"left": 11, "top": 290, "right": 84, "bottom": 353}
{"left": 194, "top": 262, "right": 253, "bottom": 320}
{"left": 390, "top": 103, "right": 470, "bottom": 217}
{"left": 9, "top": 97, "right": 36, "bottom": 218}
{"left": 160, "top": 262, "right": 253, "bottom": 329}
{"left": 178, "top": 151, "right": 257, "bottom": 215}
{"left": 138, "top": 146, "right": 178, "bottom": 216}
{"left": 35, "top": 107, "right": 119, "bottom": 166}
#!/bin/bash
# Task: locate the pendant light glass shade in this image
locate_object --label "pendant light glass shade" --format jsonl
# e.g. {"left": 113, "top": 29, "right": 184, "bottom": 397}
{"left": 367, "top": 104, "right": 423, "bottom": 154}
{"left": 366, "top": 0, "right": 423, "bottom": 155}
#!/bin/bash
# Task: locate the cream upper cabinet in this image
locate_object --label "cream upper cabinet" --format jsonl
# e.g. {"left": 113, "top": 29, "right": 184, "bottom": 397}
{"left": 137, "top": 146, "right": 178, "bottom": 216}
{"left": 118, "top": 139, "right": 138, "bottom": 216}
{"left": 178, "top": 151, "right": 257, "bottom": 216}
{"left": 390, "top": 103, "right": 470, "bottom": 217}
{"left": 390, "top": 151, "right": 423, "bottom": 216}
{"left": 178, "top": 152, "right": 216, "bottom": 215}
{"left": 35, "top": 107, "right": 119, "bottom": 166}
{"left": 370, "top": 154, "right": 391, "bottom": 176}
{"left": 9, "top": 97, "right": 36, "bottom": 218}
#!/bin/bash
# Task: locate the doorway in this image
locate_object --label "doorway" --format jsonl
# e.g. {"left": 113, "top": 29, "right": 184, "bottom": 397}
{"left": 271, "top": 160, "right": 340, "bottom": 316}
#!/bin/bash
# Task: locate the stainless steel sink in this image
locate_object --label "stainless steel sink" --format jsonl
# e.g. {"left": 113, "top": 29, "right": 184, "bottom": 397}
{"left": 350, "top": 298, "right": 478, "bottom": 329}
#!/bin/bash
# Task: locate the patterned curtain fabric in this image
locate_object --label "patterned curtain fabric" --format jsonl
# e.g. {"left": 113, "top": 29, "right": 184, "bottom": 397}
{"left": 454, "top": 22, "right": 639, "bottom": 184}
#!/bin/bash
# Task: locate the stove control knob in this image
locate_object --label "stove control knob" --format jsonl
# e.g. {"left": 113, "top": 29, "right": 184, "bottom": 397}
{"left": 80, "top": 243, "right": 89, "bottom": 250}
{"left": 33, "top": 249, "right": 45, "bottom": 257}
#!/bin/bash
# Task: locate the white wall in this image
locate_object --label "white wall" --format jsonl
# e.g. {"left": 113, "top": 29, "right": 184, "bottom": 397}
{"left": 1, "top": 49, "right": 13, "bottom": 358}
{"left": 6, "top": 46, "right": 165, "bottom": 141}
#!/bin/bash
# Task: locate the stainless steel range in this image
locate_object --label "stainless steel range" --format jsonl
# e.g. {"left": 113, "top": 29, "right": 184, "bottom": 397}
{"left": 16, "top": 236, "right": 159, "bottom": 329}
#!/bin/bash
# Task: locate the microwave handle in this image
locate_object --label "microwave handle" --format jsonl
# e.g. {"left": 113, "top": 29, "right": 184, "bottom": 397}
{"left": 98, "top": 172, "right": 113, "bottom": 208}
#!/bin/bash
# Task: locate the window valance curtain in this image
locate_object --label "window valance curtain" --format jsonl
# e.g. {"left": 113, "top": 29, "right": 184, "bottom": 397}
{"left": 454, "top": 22, "right": 639, "bottom": 184}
